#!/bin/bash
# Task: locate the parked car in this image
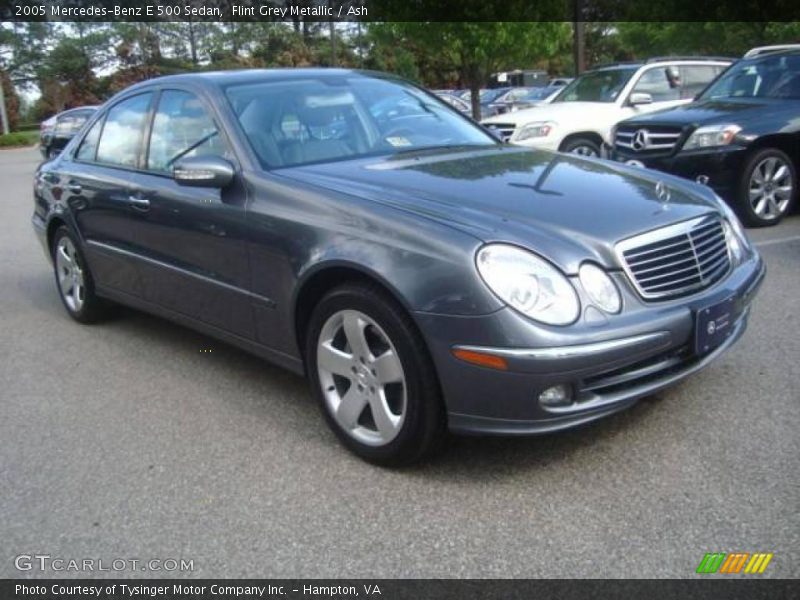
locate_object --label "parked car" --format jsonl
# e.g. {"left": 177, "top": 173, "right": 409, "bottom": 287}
{"left": 32, "top": 69, "right": 764, "bottom": 465}
{"left": 612, "top": 48, "right": 800, "bottom": 227}
{"left": 482, "top": 57, "right": 732, "bottom": 156}
{"left": 486, "top": 87, "right": 536, "bottom": 114}
{"left": 494, "top": 85, "right": 564, "bottom": 114}
{"left": 40, "top": 106, "right": 97, "bottom": 159}
{"left": 434, "top": 91, "right": 472, "bottom": 115}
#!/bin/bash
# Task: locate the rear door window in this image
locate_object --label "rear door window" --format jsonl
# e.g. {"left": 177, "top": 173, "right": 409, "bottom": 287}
{"left": 75, "top": 117, "right": 104, "bottom": 161}
{"left": 96, "top": 93, "right": 153, "bottom": 168}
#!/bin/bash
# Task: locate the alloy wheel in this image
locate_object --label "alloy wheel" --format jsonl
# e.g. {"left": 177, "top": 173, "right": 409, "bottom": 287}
{"left": 570, "top": 145, "right": 598, "bottom": 157}
{"left": 55, "top": 237, "right": 85, "bottom": 313}
{"left": 749, "top": 156, "right": 793, "bottom": 221}
{"left": 316, "top": 309, "right": 407, "bottom": 446}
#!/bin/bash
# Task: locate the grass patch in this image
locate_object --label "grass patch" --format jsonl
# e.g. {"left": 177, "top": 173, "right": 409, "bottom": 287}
{"left": 0, "top": 131, "right": 38, "bottom": 148}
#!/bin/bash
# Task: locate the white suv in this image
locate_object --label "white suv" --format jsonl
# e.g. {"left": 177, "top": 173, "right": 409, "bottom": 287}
{"left": 482, "top": 58, "right": 732, "bottom": 157}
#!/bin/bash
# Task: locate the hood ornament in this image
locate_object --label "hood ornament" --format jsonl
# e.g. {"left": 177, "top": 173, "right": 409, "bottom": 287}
{"left": 655, "top": 181, "right": 671, "bottom": 209}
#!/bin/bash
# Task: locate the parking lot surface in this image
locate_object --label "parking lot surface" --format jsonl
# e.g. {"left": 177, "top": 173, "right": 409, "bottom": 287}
{"left": 1, "top": 146, "right": 798, "bottom": 578}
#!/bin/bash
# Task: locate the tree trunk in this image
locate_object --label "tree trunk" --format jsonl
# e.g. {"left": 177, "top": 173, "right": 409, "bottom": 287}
{"left": 329, "top": 20, "right": 337, "bottom": 66}
{"left": 573, "top": 0, "right": 586, "bottom": 75}
{"left": 188, "top": 21, "right": 198, "bottom": 65}
{"left": 469, "top": 77, "right": 481, "bottom": 121}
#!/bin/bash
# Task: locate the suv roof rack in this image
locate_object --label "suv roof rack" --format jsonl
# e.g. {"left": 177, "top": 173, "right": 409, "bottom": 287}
{"left": 744, "top": 45, "right": 800, "bottom": 58}
{"left": 645, "top": 56, "right": 735, "bottom": 64}
{"left": 591, "top": 61, "right": 643, "bottom": 70}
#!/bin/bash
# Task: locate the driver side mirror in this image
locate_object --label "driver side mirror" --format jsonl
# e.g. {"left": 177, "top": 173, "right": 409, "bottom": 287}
{"left": 173, "top": 156, "right": 234, "bottom": 188}
{"left": 629, "top": 92, "right": 653, "bottom": 106}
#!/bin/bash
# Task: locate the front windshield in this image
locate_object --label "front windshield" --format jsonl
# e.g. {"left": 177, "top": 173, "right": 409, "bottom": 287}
{"left": 553, "top": 67, "right": 638, "bottom": 103}
{"left": 699, "top": 54, "right": 800, "bottom": 100}
{"left": 479, "top": 88, "right": 508, "bottom": 103}
{"left": 520, "top": 87, "right": 555, "bottom": 101}
{"left": 226, "top": 76, "right": 496, "bottom": 169}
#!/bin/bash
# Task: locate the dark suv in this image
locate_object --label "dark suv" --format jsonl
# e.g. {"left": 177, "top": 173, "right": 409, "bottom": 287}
{"left": 40, "top": 106, "right": 97, "bottom": 160}
{"left": 612, "top": 49, "right": 800, "bottom": 226}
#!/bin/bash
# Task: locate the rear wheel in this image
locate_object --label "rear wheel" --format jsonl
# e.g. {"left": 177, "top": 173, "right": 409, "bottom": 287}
{"left": 52, "top": 227, "right": 110, "bottom": 323}
{"left": 305, "top": 283, "right": 446, "bottom": 466}
{"left": 561, "top": 136, "right": 601, "bottom": 157}
{"left": 737, "top": 148, "right": 796, "bottom": 227}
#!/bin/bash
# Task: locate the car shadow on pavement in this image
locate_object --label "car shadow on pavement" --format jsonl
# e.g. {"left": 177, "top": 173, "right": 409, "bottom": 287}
{"left": 17, "top": 269, "right": 671, "bottom": 477}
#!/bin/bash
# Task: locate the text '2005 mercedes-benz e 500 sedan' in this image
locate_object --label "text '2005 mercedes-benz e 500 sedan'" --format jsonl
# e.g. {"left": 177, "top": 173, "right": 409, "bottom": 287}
{"left": 32, "top": 69, "right": 765, "bottom": 465}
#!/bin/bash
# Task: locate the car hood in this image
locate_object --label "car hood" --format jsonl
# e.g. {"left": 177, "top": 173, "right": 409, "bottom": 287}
{"left": 619, "top": 97, "right": 800, "bottom": 128}
{"left": 279, "top": 146, "right": 719, "bottom": 273}
{"left": 481, "top": 101, "right": 618, "bottom": 125}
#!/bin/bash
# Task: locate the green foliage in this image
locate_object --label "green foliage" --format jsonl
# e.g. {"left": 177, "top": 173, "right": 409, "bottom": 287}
{"left": 1, "top": 19, "right": 799, "bottom": 125}
{"left": 0, "top": 130, "right": 38, "bottom": 148}
{"left": 366, "top": 22, "right": 571, "bottom": 117}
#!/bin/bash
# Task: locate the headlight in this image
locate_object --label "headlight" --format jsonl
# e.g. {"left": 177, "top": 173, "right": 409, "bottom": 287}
{"left": 579, "top": 263, "right": 621, "bottom": 314}
{"left": 682, "top": 124, "right": 742, "bottom": 151}
{"left": 711, "top": 194, "right": 752, "bottom": 264}
{"left": 476, "top": 244, "right": 580, "bottom": 325}
{"left": 723, "top": 221, "right": 745, "bottom": 265}
{"left": 515, "top": 121, "right": 556, "bottom": 142}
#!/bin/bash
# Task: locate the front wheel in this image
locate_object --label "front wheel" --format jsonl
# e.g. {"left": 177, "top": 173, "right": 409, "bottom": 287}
{"left": 561, "top": 137, "right": 602, "bottom": 157}
{"left": 736, "top": 148, "right": 796, "bottom": 227}
{"left": 305, "top": 283, "right": 446, "bottom": 466}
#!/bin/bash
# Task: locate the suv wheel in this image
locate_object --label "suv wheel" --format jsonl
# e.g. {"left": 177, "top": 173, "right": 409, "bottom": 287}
{"left": 561, "top": 137, "right": 601, "bottom": 157}
{"left": 305, "top": 283, "right": 446, "bottom": 466}
{"left": 52, "top": 227, "right": 110, "bottom": 323}
{"left": 737, "top": 148, "right": 796, "bottom": 227}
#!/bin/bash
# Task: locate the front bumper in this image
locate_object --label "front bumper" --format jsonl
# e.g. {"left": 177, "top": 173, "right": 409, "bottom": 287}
{"left": 611, "top": 146, "right": 749, "bottom": 200}
{"left": 417, "top": 254, "right": 765, "bottom": 435}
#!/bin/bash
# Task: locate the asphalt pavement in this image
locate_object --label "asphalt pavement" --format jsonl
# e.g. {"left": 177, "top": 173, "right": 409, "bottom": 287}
{"left": 1, "top": 146, "right": 798, "bottom": 578}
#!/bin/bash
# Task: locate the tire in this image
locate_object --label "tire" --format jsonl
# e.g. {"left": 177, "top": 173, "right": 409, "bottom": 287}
{"left": 736, "top": 148, "right": 796, "bottom": 227}
{"left": 51, "top": 226, "right": 110, "bottom": 323}
{"left": 561, "top": 136, "right": 602, "bottom": 157}
{"left": 305, "top": 282, "right": 446, "bottom": 466}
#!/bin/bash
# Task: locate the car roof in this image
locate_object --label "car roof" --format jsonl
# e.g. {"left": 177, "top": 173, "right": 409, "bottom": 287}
{"left": 590, "top": 57, "right": 732, "bottom": 72}
{"left": 122, "top": 68, "right": 403, "bottom": 95}
{"left": 744, "top": 44, "right": 800, "bottom": 58}
{"left": 57, "top": 106, "right": 98, "bottom": 116}
{"left": 741, "top": 48, "right": 800, "bottom": 61}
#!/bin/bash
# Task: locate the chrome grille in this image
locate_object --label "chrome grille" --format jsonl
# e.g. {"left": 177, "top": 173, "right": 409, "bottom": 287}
{"left": 485, "top": 123, "right": 516, "bottom": 142}
{"left": 617, "top": 216, "right": 731, "bottom": 300}
{"left": 614, "top": 126, "right": 682, "bottom": 154}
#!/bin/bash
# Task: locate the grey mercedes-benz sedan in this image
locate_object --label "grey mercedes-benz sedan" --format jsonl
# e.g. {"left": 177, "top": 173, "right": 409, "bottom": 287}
{"left": 32, "top": 69, "right": 765, "bottom": 465}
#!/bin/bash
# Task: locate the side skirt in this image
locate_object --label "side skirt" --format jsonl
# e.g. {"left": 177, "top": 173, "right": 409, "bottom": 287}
{"left": 96, "top": 285, "right": 306, "bottom": 376}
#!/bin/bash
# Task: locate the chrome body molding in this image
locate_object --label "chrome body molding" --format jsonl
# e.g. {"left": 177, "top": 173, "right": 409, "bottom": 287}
{"left": 453, "top": 331, "right": 671, "bottom": 361}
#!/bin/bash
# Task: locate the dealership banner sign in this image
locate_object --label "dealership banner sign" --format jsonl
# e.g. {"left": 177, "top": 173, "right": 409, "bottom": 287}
{"left": 2, "top": 579, "right": 797, "bottom": 599}
{"left": 2, "top": 0, "right": 800, "bottom": 22}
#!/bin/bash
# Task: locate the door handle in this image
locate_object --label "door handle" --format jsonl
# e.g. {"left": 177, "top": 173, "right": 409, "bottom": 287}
{"left": 67, "top": 183, "right": 82, "bottom": 194}
{"left": 128, "top": 196, "right": 151, "bottom": 210}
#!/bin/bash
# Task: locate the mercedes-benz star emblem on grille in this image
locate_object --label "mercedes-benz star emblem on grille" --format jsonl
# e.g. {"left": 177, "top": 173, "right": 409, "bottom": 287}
{"left": 655, "top": 181, "right": 671, "bottom": 204}
{"left": 632, "top": 129, "right": 650, "bottom": 151}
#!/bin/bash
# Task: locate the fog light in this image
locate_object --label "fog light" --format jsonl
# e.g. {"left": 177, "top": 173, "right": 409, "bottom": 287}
{"left": 539, "top": 385, "right": 572, "bottom": 407}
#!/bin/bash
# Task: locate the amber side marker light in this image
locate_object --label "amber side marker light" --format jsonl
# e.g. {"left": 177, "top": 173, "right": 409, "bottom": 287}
{"left": 452, "top": 349, "right": 509, "bottom": 371}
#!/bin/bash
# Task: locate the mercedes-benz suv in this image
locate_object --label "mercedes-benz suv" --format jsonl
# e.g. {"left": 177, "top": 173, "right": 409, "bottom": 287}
{"left": 612, "top": 48, "right": 800, "bottom": 226}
